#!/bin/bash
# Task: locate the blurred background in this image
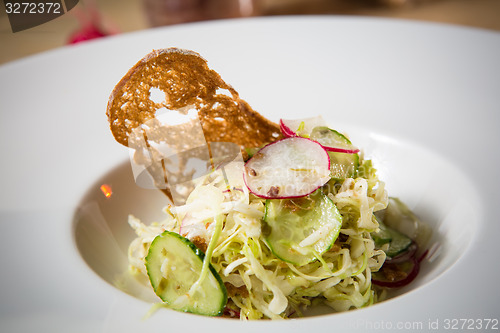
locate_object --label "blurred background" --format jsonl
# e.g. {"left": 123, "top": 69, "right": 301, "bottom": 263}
{"left": 1, "top": 0, "right": 499, "bottom": 65}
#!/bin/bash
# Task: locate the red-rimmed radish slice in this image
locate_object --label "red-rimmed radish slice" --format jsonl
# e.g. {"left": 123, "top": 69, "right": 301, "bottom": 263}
{"left": 309, "top": 126, "right": 359, "bottom": 154}
{"left": 372, "top": 247, "right": 428, "bottom": 288}
{"left": 244, "top": 137, "right": 330, "bottom": 199}
{"left": 279, "top": 116, "right": 326, "bottom": 138}
{"left": 279, "top": 119, "right": 296, "bottom": 137}
{"left": 372, "top": 257, "right": 420, "bottom": 288}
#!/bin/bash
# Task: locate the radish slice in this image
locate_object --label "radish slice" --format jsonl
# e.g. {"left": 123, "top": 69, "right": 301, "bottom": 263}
{"left": 243, "top": 137, "right": 330, "bottom": 199}
{"left": 279, "top": 119, "right": 296, "bottom": 137}
{"left": 372, "top": 257, "right": 420, "bottom": 288}
{"left": 372, "top": 246, "right": 427, "bottom": 288}
{"left": 280, "top": 116, "right": 326, "bottom": 138}
{"left": 309, "top": 126, "right": 360, "bottom": 154}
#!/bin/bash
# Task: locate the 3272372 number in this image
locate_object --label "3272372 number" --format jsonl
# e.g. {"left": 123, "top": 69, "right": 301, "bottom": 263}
{"left": 5, "top": 2, "right": 62, "bottom": 14}
{"left": 443, "top": 318, "right": 499, "bottom": 330}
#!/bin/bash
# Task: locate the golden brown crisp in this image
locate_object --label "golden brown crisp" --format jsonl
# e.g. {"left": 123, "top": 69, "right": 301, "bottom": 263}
{"left": 106, "top": 48, "right": 281, "bottom": 150}
{"left": 106, "top": 48, "right": 282, "bottom": 200}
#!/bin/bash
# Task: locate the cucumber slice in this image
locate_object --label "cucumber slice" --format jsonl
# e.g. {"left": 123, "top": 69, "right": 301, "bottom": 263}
{"left": 263, "top": 191, "right": 342, "bottom": 266}
{"left": 328, "top": 151, "right": 359, "bottom": 180}
{"left": 372, "top": 218, "right": 412, "bottom": 258}
{"left": 145, "top": 231, "right": 227, "bottom": 316}
{"left": 384, "top": 227, "right": 412, "bottom": 258}
{"left": 380, "top": 197, "right": 432, "bottom": 251}
{"left": 309, "top": 126, "right": 359, "bottom": 153}
{"left": 308, "top": 126, "right": 359, "bottom": 179}
{"left": 371, "top": 217, "right": 392, "bottom": 247}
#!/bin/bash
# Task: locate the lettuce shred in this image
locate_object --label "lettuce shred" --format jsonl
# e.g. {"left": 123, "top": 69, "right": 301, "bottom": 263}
{"left": 128, "top": 157, "right": 389, "bottom": 319}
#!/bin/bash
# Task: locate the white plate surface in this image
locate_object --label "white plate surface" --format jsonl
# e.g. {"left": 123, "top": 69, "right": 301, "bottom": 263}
{"left": 1, "top": 16, "right": 499, "bottom": 332}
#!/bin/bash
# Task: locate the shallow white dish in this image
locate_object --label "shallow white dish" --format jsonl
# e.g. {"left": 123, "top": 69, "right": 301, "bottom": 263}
{"left": 1, "top": 16, "right": 499, "bottom": 332}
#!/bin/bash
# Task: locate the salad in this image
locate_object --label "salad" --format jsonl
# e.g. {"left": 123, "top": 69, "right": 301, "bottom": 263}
{"left": 126, "top": 116, "right": 431, "bottom": 320}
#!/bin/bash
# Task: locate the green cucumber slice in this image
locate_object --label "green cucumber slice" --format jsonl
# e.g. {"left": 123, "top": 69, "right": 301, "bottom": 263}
{"left": 379, "top": 197, "right": 432, "bottom": 251}
{"left": 371, "top": 217, "right": 392, "bottom": 247}
{"left": 145, "top": 231, "right": 227, "bottom": 316}
{"left": 308, "top": 126, "right": 359, "bottom": 179}
{"left": 309, "top": 126, "right": 359, "bottom": 153}
{"left": 384, "top": 227, "right": 412, "bottom": 258}
{"left": 263, "top": 191, "right": 342, "bottom": 266}
{"left": 328, "top": 151, "right": 359, "bottom": 180}
{"left": 372, "top": 218, "right": 412, "bottom": 258}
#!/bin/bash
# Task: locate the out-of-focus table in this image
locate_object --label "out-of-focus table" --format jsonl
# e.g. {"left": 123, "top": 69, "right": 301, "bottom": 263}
{"left": 1, "top": 0, "right": 500, "bottom": 65}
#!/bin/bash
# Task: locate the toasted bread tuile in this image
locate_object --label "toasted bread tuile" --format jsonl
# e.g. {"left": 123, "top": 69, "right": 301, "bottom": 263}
{"left": 106, "top": 47, "right": 281, "bottom": 150}
{"left": 106, "top": 48, "right": 282, "bottom": 202}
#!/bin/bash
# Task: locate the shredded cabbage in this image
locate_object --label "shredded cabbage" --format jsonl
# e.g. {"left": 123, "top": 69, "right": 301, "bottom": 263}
{"left": 128, "top": 156, "right": 389, "bottom": 319}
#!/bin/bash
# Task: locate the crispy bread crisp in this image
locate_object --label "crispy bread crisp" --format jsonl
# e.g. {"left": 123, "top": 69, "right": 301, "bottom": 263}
{"left": 106, "top": 48, "right": 281, "bottom": 150}
{"left": 106, "top": 48, "right": 281, "bottom": 202}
